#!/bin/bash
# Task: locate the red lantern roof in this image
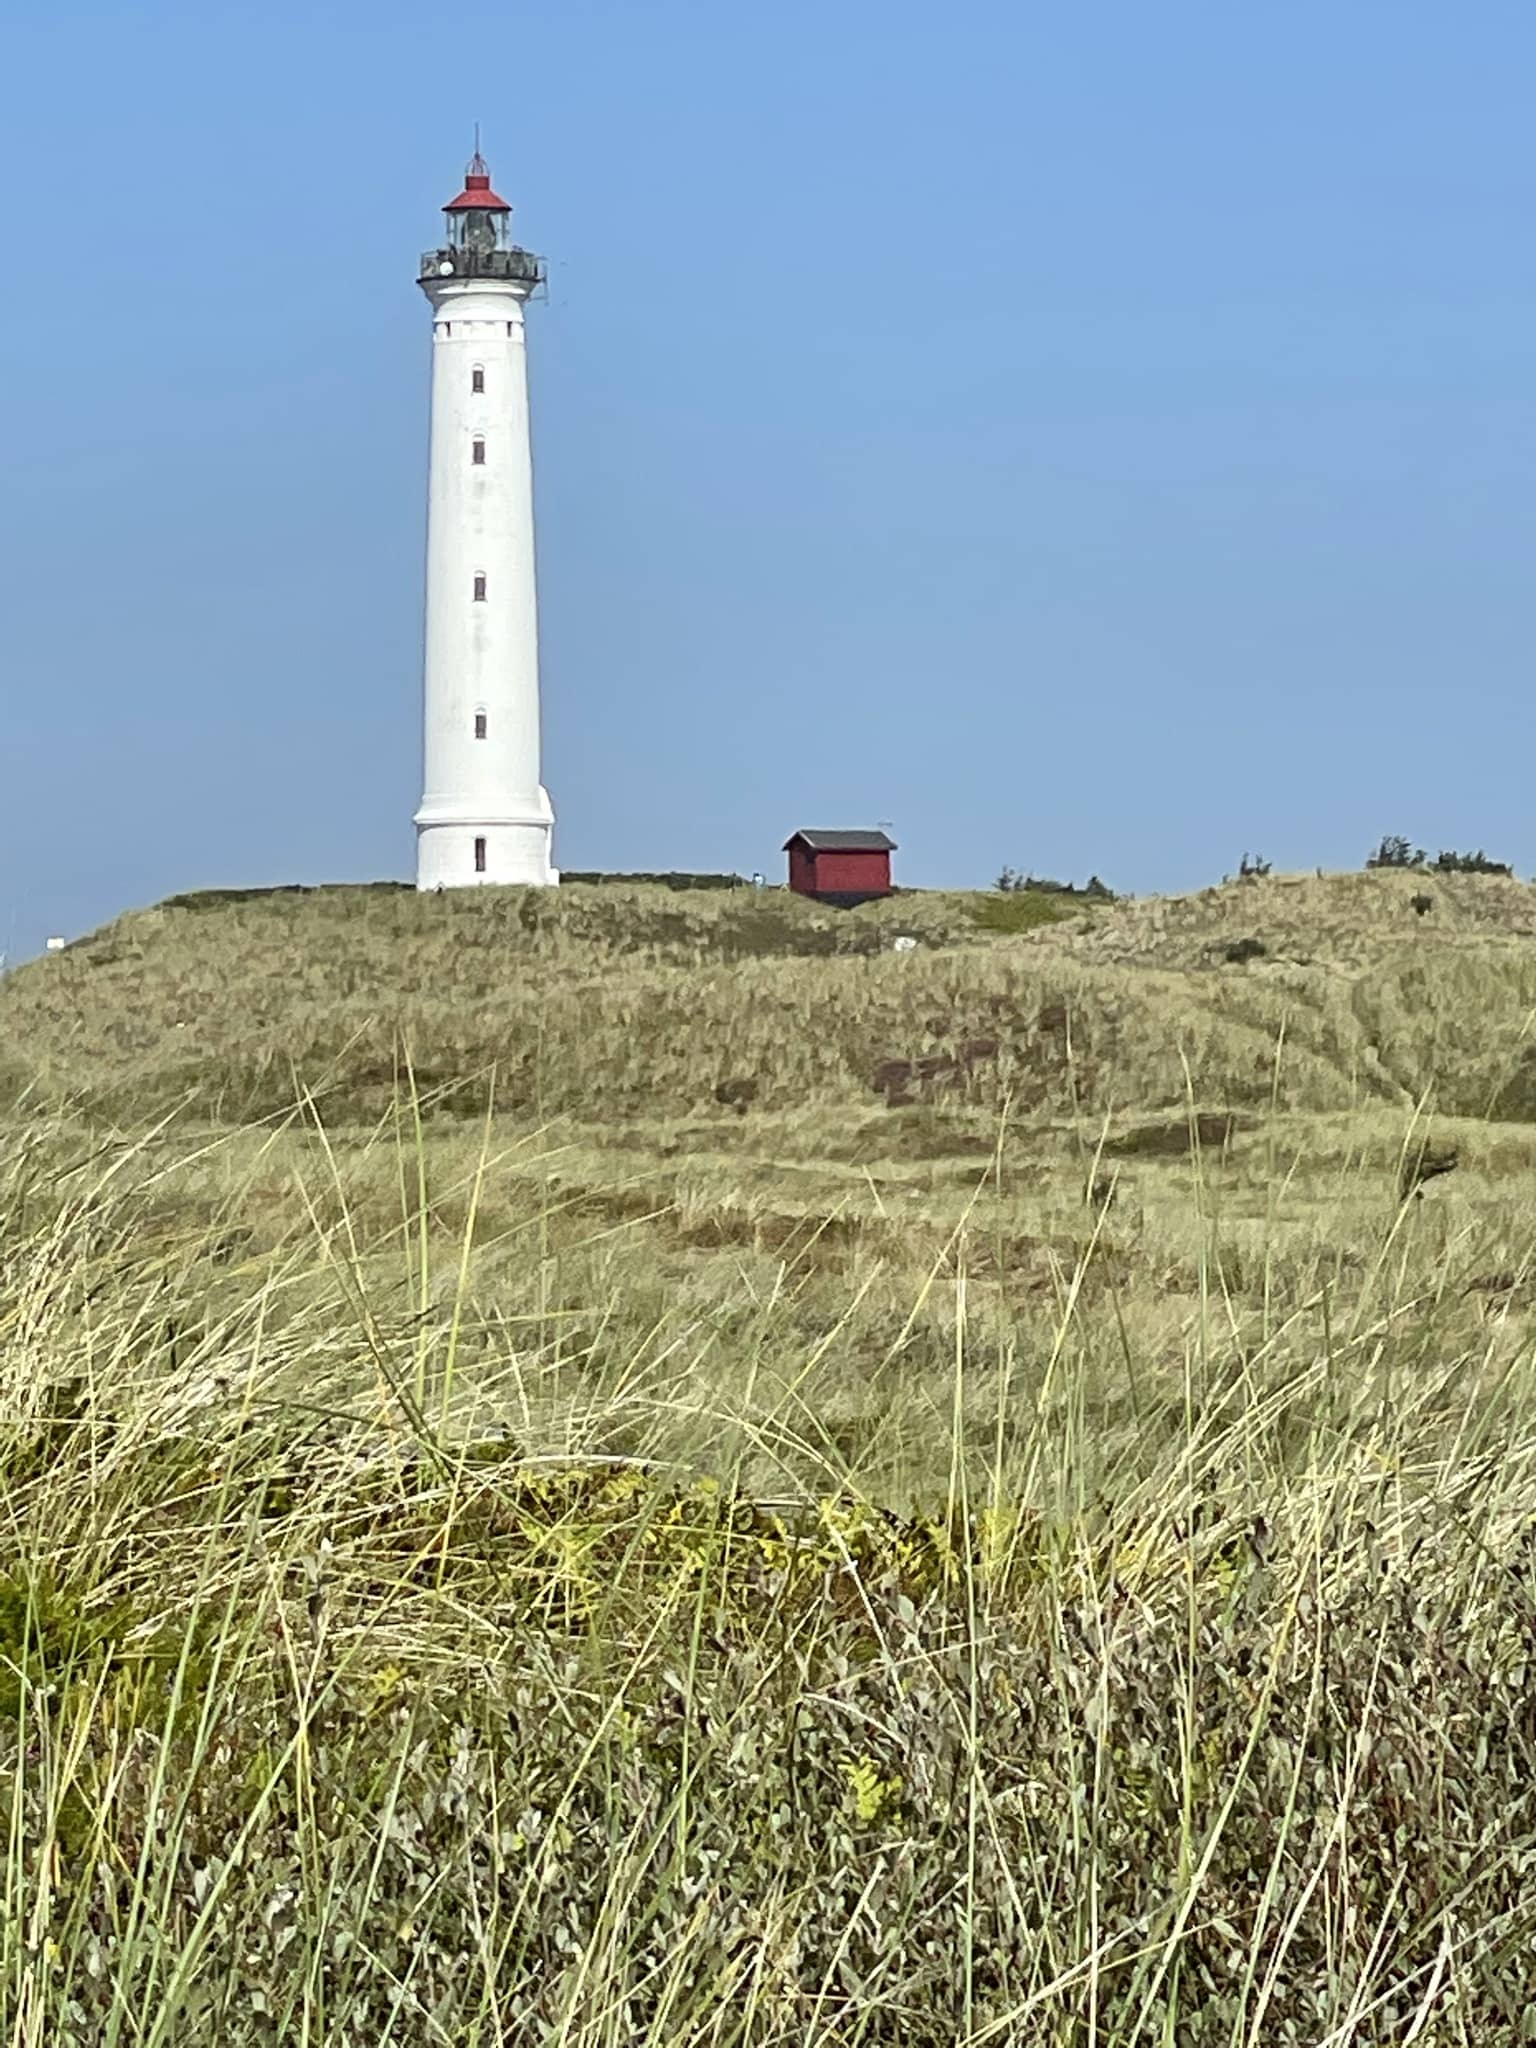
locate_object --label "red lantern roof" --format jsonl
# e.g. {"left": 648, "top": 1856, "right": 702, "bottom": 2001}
{"left": 444, "top": 151, "right": 512, "bottom": 212}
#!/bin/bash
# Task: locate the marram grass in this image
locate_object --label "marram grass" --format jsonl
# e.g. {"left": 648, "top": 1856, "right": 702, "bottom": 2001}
{"left": 0, "top": 1103, "right": 1534, "bottom": 2043}
{"left": 4, "top": 876, "right": 1536, "bottom": 2038}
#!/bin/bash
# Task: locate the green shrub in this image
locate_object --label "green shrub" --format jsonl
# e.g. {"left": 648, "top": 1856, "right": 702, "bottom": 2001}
{"left": 995, "top": 867, "right": 1115, "bottom": 899}
{"left": 1366, "top": 834, "right": 1426, "bottom": 870}
{"left": 558, "top": 870, "right": 747, "bottom": 891}
{"left": 967, "top": 890, "right": 1081, "bottom": 934}
{"left": 1430, "top": 848, "right": 1514, "bottom": 876}
{"left": 160, "top": 882, "right": 412, "bottom": 911}
{"left": 1365, "top": 839, "right": 1515, "bottom": 878}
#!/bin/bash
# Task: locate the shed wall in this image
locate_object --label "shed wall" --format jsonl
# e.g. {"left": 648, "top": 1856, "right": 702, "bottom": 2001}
{"left": 787, "top": 844, "right": 818, "bottom": 894}
{"left": 793, "top": 849, "right": 891, "bottom": 896}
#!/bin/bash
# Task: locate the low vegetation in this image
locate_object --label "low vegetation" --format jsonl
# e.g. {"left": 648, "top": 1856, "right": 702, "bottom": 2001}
{"left": 5, "top": 870, "right": 1536, "bottom": 2039}
{"left": 553, "top": 868, "right": 749, "bottom": 890}
{"left": 1366, "top": 834, "right": 1514, "bottom": 876}
{"left": 992, "top": 867, "right": 1116, "bottom": 899}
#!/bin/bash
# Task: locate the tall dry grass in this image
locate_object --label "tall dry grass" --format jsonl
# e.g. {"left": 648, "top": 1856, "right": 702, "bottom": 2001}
{"left": 1, "top": 878, "right": 1535, "bottom": 2037}
{"left": 0, "top": 1089, "right": 1532, "bottom": 2039}
{"left": 10, "top": 873, "right": 1536, "bottom": 1133}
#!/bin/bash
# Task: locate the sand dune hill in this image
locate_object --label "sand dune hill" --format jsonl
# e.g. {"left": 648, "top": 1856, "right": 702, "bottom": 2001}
{"left": 5, "top": 872, "right": 1536, "bottom": 1130}
{"left": 8, "top": 873, "right": 1536, "bottom": 2039}
{"left": 1043, "top": 866, "right": 1536, "bottom": 972}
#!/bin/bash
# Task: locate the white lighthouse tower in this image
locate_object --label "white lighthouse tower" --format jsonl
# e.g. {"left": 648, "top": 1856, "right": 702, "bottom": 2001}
{"left": 414, "top": 150, "right": 557, "bottom": 889}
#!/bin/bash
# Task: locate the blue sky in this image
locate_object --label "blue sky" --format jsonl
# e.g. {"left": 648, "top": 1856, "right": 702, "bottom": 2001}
{"left": 3, "top": 1, "right": 1535, "bottom": 957}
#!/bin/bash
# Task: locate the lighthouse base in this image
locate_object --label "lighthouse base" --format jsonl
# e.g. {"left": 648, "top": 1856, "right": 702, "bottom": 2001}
{"left": 414, "top": 794, "right": 558, "bottom": 891}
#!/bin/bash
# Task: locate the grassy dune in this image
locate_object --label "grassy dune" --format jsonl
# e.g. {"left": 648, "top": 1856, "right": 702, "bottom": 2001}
{"left": 3, "top": 874, "right": 1536, "bottom": 2040}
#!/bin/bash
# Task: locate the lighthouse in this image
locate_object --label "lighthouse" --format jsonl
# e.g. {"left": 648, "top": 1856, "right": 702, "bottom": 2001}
{"left": 414, "top": 151, "right": 558, "bottom": 889}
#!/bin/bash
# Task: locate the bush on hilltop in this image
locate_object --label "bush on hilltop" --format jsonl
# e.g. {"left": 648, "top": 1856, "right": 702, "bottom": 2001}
{"left": 1367, "top": 836, "right": 1514, "bottom": 877}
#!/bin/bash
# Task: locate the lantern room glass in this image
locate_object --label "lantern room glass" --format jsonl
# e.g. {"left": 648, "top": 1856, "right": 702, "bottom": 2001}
{"left": 448, "top": 208, "right": 510, "bottom": 256}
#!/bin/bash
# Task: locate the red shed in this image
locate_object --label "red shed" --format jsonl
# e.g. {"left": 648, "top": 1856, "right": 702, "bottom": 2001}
{"left": 783, "top": 829, "right": 896, "bottom": 907}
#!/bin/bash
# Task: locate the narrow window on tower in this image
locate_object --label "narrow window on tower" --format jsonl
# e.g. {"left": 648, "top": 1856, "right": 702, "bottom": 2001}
{"left": 473, "top": 574, "right": 487, "bottom": 602}
{"left": 474, "top": 709, "right": 487, "bottom": 739}
{"left": 472, "top": 437, "right": 485, "bottom": 465}
{"left": 474, "top": 836, "right": 487, "bottom": 874}
{"left": 471, "top": 365, "right": 485, "bottom": 394}
{"left": 507, "top": 321, "right": 514, "bottom": 336}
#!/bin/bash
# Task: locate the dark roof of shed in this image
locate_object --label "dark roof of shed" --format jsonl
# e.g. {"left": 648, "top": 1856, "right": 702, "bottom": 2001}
{"left": 782, "top": 830, "right": 897, "bottom": 853}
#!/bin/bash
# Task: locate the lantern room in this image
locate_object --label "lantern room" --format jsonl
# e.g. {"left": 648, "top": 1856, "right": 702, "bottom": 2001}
{"left": 444, "top": 153, "right": 512, "bottom": 256}
{"left": 419, "top": 151, "right": 545, "bottom": 289}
